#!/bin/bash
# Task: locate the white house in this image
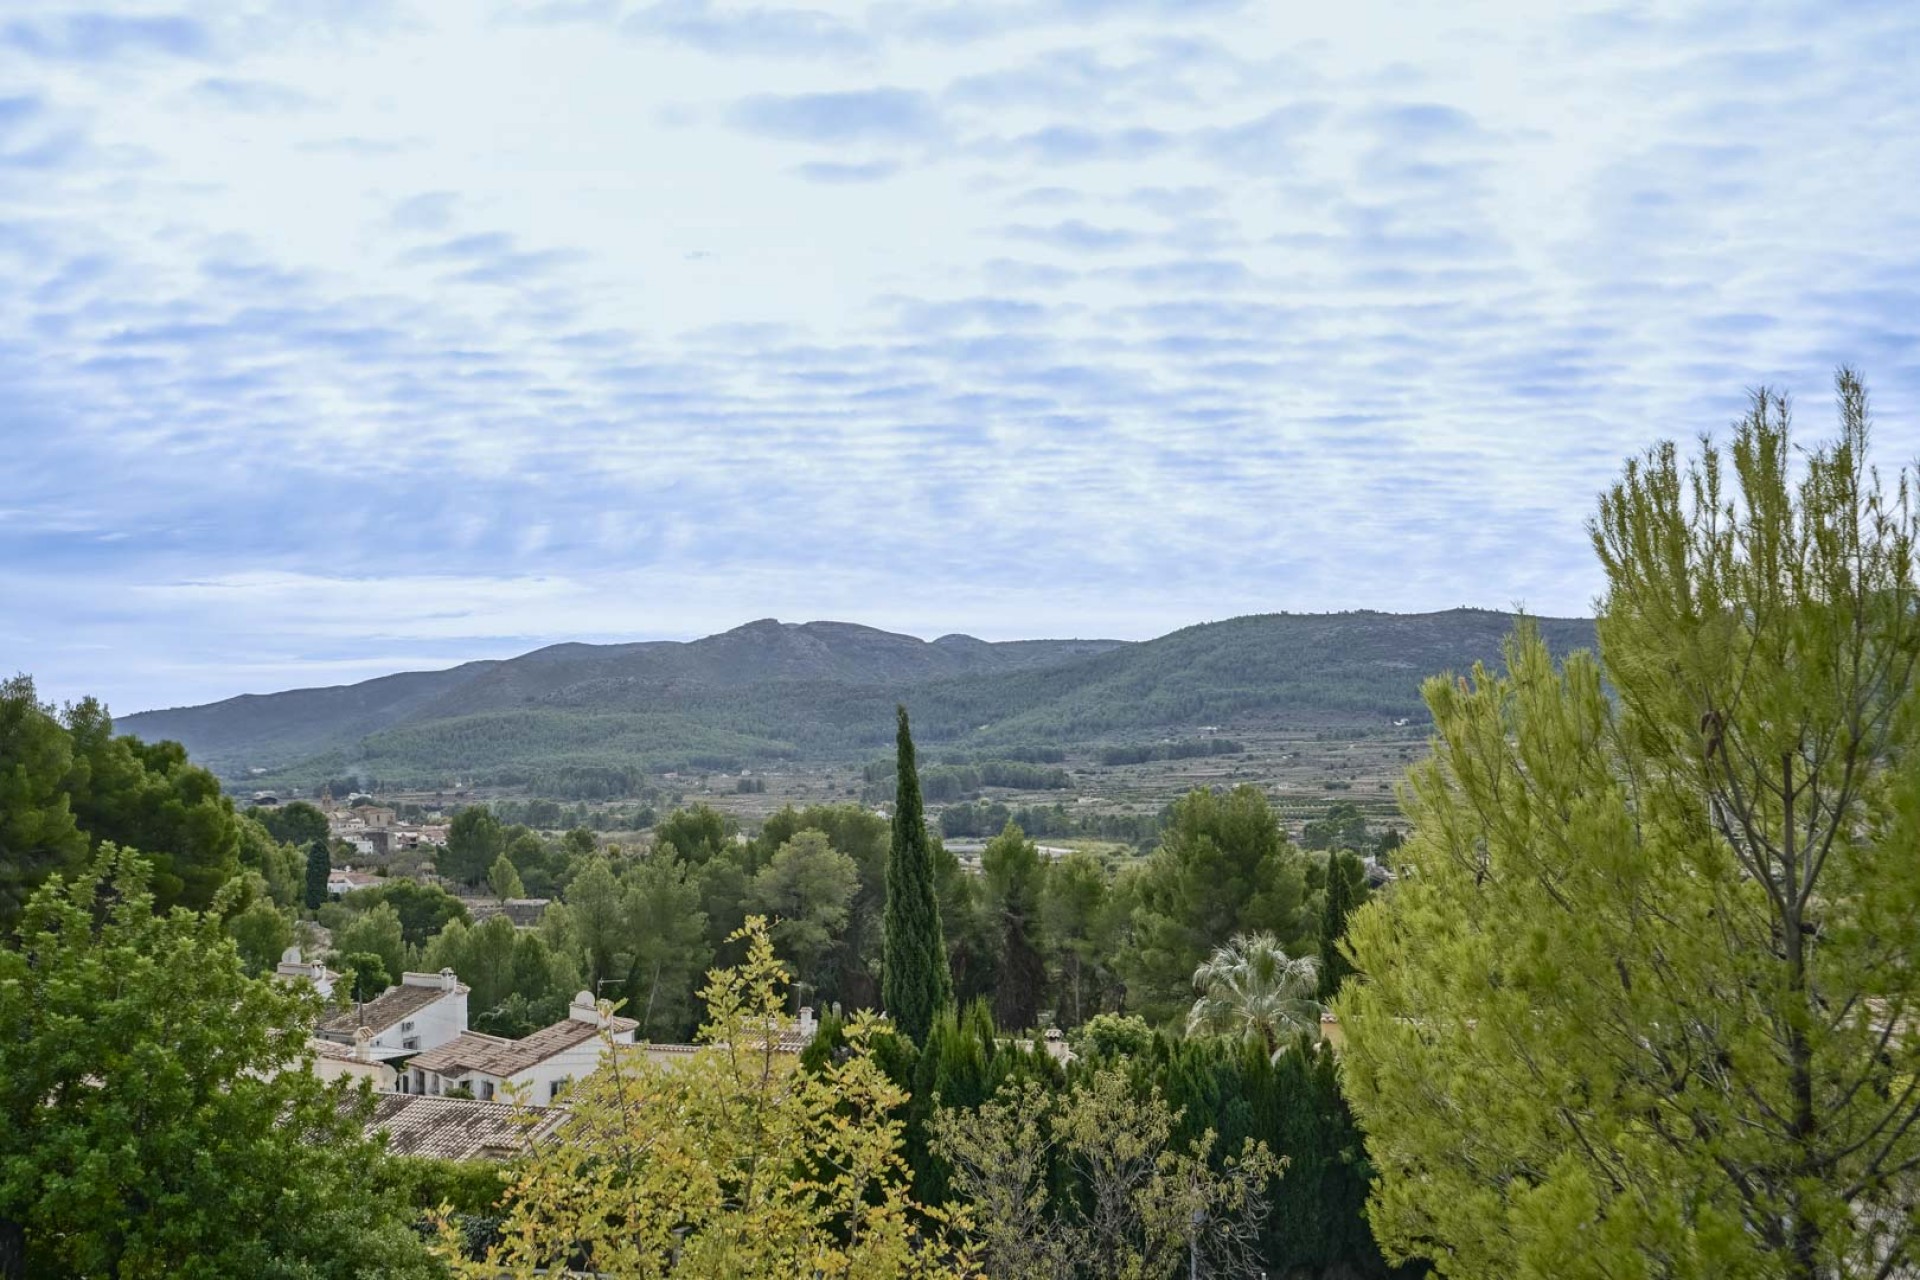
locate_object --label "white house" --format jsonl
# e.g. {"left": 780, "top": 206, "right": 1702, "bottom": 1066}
{"left": 316, "top": 969, "right": 469, "bottom": 1059}
{"left": 307, "top": 1028, "right": 400, "bottom": 1090}
{"left": 328, "top": 864, "right": 381, "bottom": 893}
{"left": 275, "top": 947, "right": 340, "bottom": 1000}
{"left": 404, "top": 991, "right": 636, "bottom": 1104}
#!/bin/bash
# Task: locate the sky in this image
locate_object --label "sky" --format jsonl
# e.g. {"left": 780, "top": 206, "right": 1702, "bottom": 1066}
{"left": 4, "top": 0, "right": 1919, "bottom": 714}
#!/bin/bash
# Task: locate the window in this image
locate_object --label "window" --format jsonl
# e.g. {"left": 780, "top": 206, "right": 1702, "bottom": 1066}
{"left": 550, "top": 1077, "right": 571, "bottom": 1103}
{"left": 402, "top": 1036, "right": 419, "bottom": 1050}
{"left": 479, "top": 1081, "right": 495, "bottom": 1101}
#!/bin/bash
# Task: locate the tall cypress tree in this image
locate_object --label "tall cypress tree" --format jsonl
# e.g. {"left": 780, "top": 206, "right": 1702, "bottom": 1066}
{"left": 882, "top": 704, "right": 951, "bottom": 1044}
{"left": 303, "top": 837, "right": 330, "bottom": 912}
{"left": 1317, "top": 850, "right": 1360, "bottom": 1000}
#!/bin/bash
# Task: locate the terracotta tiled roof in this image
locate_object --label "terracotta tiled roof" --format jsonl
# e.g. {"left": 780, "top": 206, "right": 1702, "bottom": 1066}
{"left": 367, "top": 1093, "right": 567, "bottom": 1161}
{"left": 411, "top": 1014, "right": 637, "bottom": 1079}
{"left": 316, "top": 980, "right": 464, "bottom": 1039}
{"left": 307, "top": 1037, "right": 365, "bottom": 1062}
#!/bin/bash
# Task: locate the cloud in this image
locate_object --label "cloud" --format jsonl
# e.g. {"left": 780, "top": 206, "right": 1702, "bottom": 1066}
{"left": 728, "top": 87, "right": 941, "bottom": 144}
{"left": 390, "top": 191, "right": 458, "bottom": 231}
{"left": 9, "top": 0, "right": 1920, "bottom": 713}
{"left": 3, "top": 12, "right": 210, "bottom": 61}
{"left": 1195, "top": 104, "right": 1330, "bottom": 171}
{"left": 987, "top": 124, "right": 1173, "bottom": 164}
{"left": 1003, "top": 219, "right": 1145, "bottom": 252}
{"left": 622, "top": 0, "right": 871, "bottom": 57}
{"left": 191, "top": 78, "right": 316, "bottom": 113}
{"left": 793, "top": 159, "right": 900, "bottom": 183}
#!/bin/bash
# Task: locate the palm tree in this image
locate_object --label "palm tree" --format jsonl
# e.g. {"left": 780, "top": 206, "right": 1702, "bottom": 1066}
{"left": 1186, "top": 933, "right": 1322, "bottom": 1058}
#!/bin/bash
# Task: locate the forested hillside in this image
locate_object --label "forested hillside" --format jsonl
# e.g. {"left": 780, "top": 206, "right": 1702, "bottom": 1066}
{"left": 122, "top": 609, "right": 1595, "bottom": 791}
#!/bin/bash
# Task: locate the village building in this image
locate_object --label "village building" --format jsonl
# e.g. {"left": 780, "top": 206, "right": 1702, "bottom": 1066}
{"left": 275, "top": 948, "right": 340, "bottom": 999}
{"left": 307, "top": 1029, "right": 401, "bottom": 1090}
{"left": 316, "top": 969, "right": 469, "bottom": 1059}
{"left": 404, "top": 991, "right": 636, "bottom": 1104}
{"left": 327, "top": 865, "right": 383, "bottom": 895}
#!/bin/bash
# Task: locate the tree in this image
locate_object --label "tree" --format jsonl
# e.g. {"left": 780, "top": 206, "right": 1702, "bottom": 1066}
{"left": 60, "top": 700, "right": 241, "bottom": 913}
{"left": 1039, "top": 851, "right": 1123, "bottom": 1027}
{"left": 746, "top": 829, "right": 859, "bottom": 988}
{"left": 305, "top": 836, "right": 331, "bottom": 910}
{"left": 488, "top": 852, "right": 524, "bottom": 900}
{"left": 339, "top": 950, "right": 393, "bottom": 1003}
{"left": 884, "top": 705, "right": 952, "bottom": 1044}
{"left": 1339, "top": 376, "right": 1920, "bottom": 1280}
{"left": 424, "top": 916, "right": 578, "bottom": 1031}
{"left": 0, "top": 675, "right": 87, "bottom": 932}
{"left": 560, "top": 856, "right": 626, "bottom": 993}
{"left": 331, "top": 902, "right": 407, "bottom": 991}
{"left": 1316, "top": 849, "right": 1364, "bottom": 1001}
{"left": 226, "top": 895, "right": 294, "bottom": 976}
{"left": 256, "top": 799, "right": 330, "bottom": 848}
{"left": 439, "top": 806, "right": 503, "bottom": 886}
{"left": 440, "top": 919, "right": 968, "bottom": 1279}
{"left": 754, "top": 804, "right": 891, "bottom": 1007}
{"left": 980, "top": 821, "right": 1047, "bottom": 1030}
{"left": 236, "top": 813, "right": 305, "bottom": 909}
{"left": 931, "top": 1068, "right": 1280, "bottom": 1280}
{"left": 652, "top": 803, "right": 735, "bottom": 864}
{"left": 1187, "top": 933, "right": 1321, "bottom": 1059}
{"left": 1123, "top": 786, "right": 1309, "bottom": 1026}
{"left": 1300, "top": 801, "right": 1369, "bottom": 853}
{"left": 621, "top": 857, "right": 711, "bottom": 1040}
{"left": 0, "top": 846, "right": 436, "bottom": 1278}
{"left": 341, "top": 879, "right": 469, "bottom": 948}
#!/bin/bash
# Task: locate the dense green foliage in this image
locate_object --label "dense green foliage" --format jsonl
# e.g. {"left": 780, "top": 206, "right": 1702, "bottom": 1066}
{"left": 1122, "top": 786, "right": 1315, "bottom": 1025}
{"left": 341, "top": 879, "right": 471, "bottom": 948}
{"left": 0, "top": 679, "right": 302, "bottom": 930}
{"left": 439, "top": 806, "right": 503, "bottom": 886}
{"left": 0, "top": 848, "right": 434, "bottom": 1278}
{"left": 256, "top": 799, "right": 330, "bottom": 847}
{"left": 903, "top": 999, "right": 1396, "bottom": 1278}
{"left": 883, "top": 707, "right": 953, "bottom": 1045}
{"left": 305, "top": 835, "right": 331, "bottom": 909}
{"left": 1316, "top": 850, "right": 1365, "bottom": 1000}
{"left": 1341, "top": 377, "right": 1920, "bottom": 1279}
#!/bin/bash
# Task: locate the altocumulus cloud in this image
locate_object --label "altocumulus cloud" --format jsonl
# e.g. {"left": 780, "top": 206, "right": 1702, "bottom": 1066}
{"left": 0, "top": 0, "right": 1918, "bottom": 712}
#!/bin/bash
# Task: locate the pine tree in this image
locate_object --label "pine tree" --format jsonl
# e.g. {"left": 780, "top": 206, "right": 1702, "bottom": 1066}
{"left": 303, "top": 837, "right": 330, "bottom": 911}
{"left": 882, "top": 705, "right": 951, "bottom": 1045}
{"left": 981, "top": 821, "right": 1047, "bottom": 1030}
{"left": 1340, "top": 375, "right": 1920, "bottom": 1278}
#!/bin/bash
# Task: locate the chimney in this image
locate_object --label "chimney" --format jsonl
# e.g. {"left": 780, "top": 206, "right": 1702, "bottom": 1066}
{"left": 798, "top": 1006, "right": 816, "bottom": 1040}
{"left": 353, "top": 1026, "right": 374, "bottom": 1063}
{"left": 569, "top": 989, "right": 598, "bottom": 1024}
{"left": 440, "top": 967, "right": 457, "bottom": 991}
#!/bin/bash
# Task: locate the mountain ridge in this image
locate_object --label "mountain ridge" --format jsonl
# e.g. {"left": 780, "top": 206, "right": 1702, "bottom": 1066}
{"left": 118, "top": 609, "right": 1597, "bottom": 791}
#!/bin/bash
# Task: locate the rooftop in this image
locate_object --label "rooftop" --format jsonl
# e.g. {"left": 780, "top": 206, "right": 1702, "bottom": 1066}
{"left": 410, "top": 1009, "right": 637, "bottom": 1079}
{"left": 367, "top": 1093, "right": 567, "bottom": 1161}
{"left": 317, "top": 971, "right": 465, "bottom": 1040}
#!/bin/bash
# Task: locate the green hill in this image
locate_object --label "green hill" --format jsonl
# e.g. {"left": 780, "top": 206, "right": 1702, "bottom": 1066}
{"left": 119, "top": 610, "right": 1595, "bottom": 793}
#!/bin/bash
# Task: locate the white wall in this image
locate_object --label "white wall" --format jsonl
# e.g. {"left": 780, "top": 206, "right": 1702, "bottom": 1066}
{"left": 367, "top": 974, "right": 468, "bottom": 1056}
{"left": 413, "top": 1028, "right": 635, "bottom": 1104}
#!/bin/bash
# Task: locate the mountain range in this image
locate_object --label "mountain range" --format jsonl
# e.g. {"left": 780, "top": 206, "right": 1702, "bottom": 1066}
{"left": 119, "top": 610, "right": 1598, "bottom": 794}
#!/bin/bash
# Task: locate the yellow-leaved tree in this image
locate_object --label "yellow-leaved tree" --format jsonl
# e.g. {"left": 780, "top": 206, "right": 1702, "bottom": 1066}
{"left": 439, "top": 917, "right": 972, "bottom": 1279}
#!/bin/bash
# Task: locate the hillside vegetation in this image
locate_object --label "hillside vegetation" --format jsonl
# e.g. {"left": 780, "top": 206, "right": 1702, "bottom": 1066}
{"left": 121, "top": 610, "right": 1595, "bottom": 791}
